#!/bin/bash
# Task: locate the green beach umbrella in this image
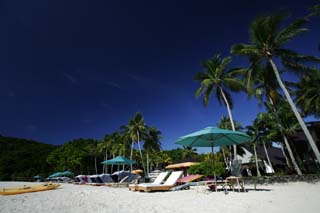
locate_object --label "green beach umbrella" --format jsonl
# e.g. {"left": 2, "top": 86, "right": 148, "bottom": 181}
{"left": 175, "top": 127, "right": 252, "bottom": 178}
{"left": 175, "top": 127, "right": 251, "bottom": 148}
{"left": 61, "top": 171, "right": 74, "bottom": 176}
{"left": 101, "top": 156, "right": 136, "bottom": 165}
{"left": 48, "top": 172, "right": 63, "bottom": 178}
{"left": 101, "top": 156, "right": 137, "bottom": 182}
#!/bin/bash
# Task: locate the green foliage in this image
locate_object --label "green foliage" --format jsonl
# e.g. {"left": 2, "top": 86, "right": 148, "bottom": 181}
{"left": 162, "top": 148, "right": 202, "bottom": 164}
{"left": 47, "top": 138, "right": 104, "bottom": 175}
{"left": 292, "top": 70, "right": 320, "bottom": 118}
{"left": 0, "top": 136, "right": 56, "bottom": 180}
{"left": 189, "top": 159, "right": 224, "bottom": 177}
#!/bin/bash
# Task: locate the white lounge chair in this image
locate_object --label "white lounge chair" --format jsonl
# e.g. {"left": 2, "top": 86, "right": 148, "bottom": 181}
{"left": 128, "top": 171, "right": 169, "bottom": 191}
{"left": 135, "top": 171, "right": 183, "bottom": 192}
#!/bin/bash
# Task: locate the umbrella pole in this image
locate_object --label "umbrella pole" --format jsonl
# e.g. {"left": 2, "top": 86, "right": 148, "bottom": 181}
{"left": 211, "top": 145, "right": 217, "bottom": 192}
{"left": 118, "top": 164, "right": 120, "bottom": 182}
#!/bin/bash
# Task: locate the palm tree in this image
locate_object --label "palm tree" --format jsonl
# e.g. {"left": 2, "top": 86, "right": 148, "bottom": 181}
{"left": 253, "top": 112, "right": 275, "bottom": 173}
{"left": 123, "top": 112, "right": 147, "bottom": 173}
{"left": 246, "top": 125, "right": 262, "bottom": 177}
{"left": 231, "top": 14, "right": 320, "bottom": 164}
{"left": 181, "top": 146, "right": 198, "bottom": 162}
{"left": 194, "top": 54, "right": 244, "bottom": 158}
{"left": 98, "top": 134, "right": 113, "bottom": 173}
{"left": 290, "top": 70, "right": 320, "bottom": 118}
{"left": 217, "top": 116, "right": 242, "bottom": 168}
{"left": 267, "top": 100, "right": 302, "bottom": 175}
{"left": 144, "top": 126, "right": 162, "bottom": 176}
{"left": 86, "top": 139, "right": 99, "bottom": 174}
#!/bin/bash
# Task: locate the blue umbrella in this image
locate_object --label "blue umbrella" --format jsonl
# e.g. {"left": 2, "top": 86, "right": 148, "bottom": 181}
{"left": 33, "top": 175, "right": 41, "bottom": 179}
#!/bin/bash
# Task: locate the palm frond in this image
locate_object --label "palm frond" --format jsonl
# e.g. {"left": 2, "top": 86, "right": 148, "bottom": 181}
{"left": 203, "top": 84, "right": 214, "bottom": 106}
{"left": 230, "top": 44, "right": 261, "bottom": 56}
{"left": 275, "top": 17, "right": 309, "bottom": 46}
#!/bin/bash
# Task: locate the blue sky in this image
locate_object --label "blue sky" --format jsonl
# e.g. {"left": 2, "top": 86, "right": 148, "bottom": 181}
{"left": 0, "top": 0, "right": 319, "bottom": 150}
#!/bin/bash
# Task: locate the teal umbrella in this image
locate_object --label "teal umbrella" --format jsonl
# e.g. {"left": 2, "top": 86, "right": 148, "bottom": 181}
{"left": 101, "top": 156, "right": 136, "bottom": 165}
{"left": 61, "top": 171, "right": 74, "bottom": 176}
{"left": 175, "top": 127, "right": 251, "bottom": 148}
{"left": 48, "top": 172, "right": 63, "bottom": 178}
{"left": 101, "top": 156, "right": 136, "bottom": 182}
{"left": 175, "top": 127, "right": 252, "bottom": 177}
{"left": 33, "top": 175, "right": 41, "bottom": 179}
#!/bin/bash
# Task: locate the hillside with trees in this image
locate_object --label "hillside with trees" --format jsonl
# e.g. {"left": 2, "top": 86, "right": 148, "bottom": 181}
{"left": 0, "top": 136, "right": 57, "bottom": 181}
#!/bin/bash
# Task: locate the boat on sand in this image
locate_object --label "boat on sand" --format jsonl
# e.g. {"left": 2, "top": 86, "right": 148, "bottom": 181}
{"left": 0, "top": 182, "right": 60, "bottom": 195}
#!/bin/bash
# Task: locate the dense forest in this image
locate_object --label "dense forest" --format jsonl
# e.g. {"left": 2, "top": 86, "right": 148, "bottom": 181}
{"left": 0, "top": 136, "right": 57, "bottom": 180}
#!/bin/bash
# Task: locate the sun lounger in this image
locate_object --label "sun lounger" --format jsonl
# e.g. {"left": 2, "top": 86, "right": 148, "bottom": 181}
{"left": 128, "top": 171, "right": 169, "bottom": 191}
{"left": 177, "top": 174, "right": 203, "bottom": 184}
{"left": 135, "top": 171, "right": 183, "bottom": 192}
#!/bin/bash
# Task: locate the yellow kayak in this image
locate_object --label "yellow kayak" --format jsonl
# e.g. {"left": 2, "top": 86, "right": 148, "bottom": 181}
{"left": 0, "top": 182, "right": 60, "bottom": 195}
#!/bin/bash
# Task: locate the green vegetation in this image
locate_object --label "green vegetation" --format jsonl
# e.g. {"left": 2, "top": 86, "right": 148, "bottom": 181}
{"left": 189, "top": 154, "right": 224, "bottom": 177}
{"left": 0, "top": 136, "right": 56, "bottom": 181}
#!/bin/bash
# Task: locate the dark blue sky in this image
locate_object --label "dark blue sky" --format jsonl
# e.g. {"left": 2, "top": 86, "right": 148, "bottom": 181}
{"left": 1, "top": 0, "right": 319, "bottom": 149}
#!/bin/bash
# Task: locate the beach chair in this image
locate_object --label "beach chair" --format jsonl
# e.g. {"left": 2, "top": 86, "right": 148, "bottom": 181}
{"left": 128, "top": 171, "right": 169, "bottom": 191}
{"left": 225, "top": 160, "right": 245, "bottom": 192}
{"left": 177, "top": 174, "right": 203, "bottom": 184}
{"left": 205, "top": 160, "right": 245, "bottom": 192}
{"left": 135, "top": 171, "right": 183, "bottom": 192}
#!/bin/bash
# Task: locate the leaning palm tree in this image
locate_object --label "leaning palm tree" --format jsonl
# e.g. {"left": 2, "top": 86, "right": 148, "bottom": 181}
{"left": 231, "top": 14, "right": 320, "bottom": 164}
{"left": 194, "top": 54, "right": 244, "bottom": 158}
{"left": 143, "top": 126, "right": 162, "bottom": 176}
{"left": 267, "top": 100, "right": 302, "bottom": 175}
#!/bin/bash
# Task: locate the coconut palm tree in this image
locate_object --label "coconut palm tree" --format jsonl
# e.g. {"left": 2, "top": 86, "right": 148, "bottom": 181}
{"left": 246, "top": 125, "right": 262, "bottom": 177}
{"left": 143, "top": 126, "right": 162, "bottom": 176}
{"left": 290, "top": 70, "right": 320, "bottom": 118}
{"left": 194, "top": 54, "right": 244, "bottom": 158}
{"left": 217, "top": 116, "right": 242, "bottom": 168}
{"left": 123, "top": 112, "right": 148, "bottom": 173}
{"left": 181, "top": 146, "right": 198, "bottom": 162}
{"left": 267, "top": 100, "right": 303, "bottom": 175}
{"left": 231, "top": 14, "right": 320, "bottom": 164}
{"left": 98, "top": 134, "right": 113, "bottom": 173}
{"left": 253, "top": 112, "right": 275, "bottom": 173}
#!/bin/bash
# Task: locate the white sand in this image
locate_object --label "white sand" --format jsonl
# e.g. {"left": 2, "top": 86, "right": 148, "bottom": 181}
{"left": 0, "top": 181, "right": 319, "bottom": 213}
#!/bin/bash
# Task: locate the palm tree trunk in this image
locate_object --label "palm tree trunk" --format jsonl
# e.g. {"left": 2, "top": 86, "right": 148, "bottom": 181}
{"left": 94, "top": 155, "right": 98, "bottom": 174}
{"left": 105, "top": 149, "right": 108, "bottom": 174}
{"left": 253, "top": 143, "right": 261, "bottom": 177}
{"left": 219, "top": 87, "right": 237, "bottom": 159}
{"left": 111, "top": 153, "right": 115, "bottom": 172}
{"left": 269, "top": 58, "right": 320, "bottom": 165}
{"left": 147, "top": 152, "right": 149, "bottom": 177}
{"left": 280, "top": 143, "right": 291, "bottom": 168}
{"left": 283, "top": 135, "right": 302, "bottom": 175}
{"left": 130, "top": 139, "right": 134, "bottom": 171}
{"left": 137, "top": 131, "right": 146, "bottom": 174}
{"left": 262, "top": 142, "right": 275, "bottom": 173}
{"left": 221, "top": 147, "right": 229, "bottom": 169}
{"left": 267, "top": 96, "right": 299, "bottom": 172}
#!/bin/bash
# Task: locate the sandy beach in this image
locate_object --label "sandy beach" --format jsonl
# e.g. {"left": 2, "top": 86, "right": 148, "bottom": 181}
{"left": 0, "top": 181, "right": 319, "bottom": 213}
